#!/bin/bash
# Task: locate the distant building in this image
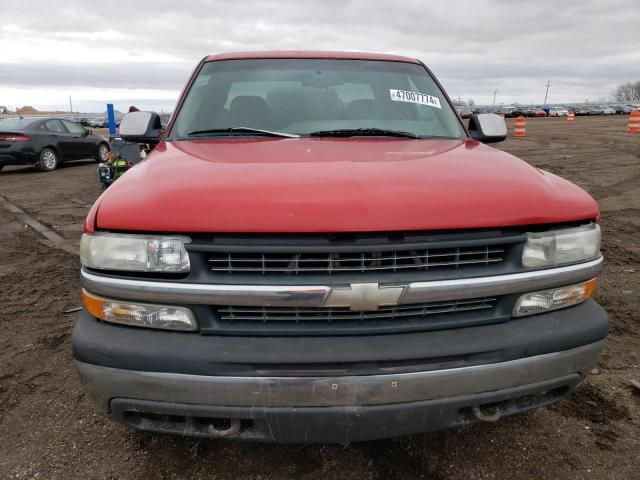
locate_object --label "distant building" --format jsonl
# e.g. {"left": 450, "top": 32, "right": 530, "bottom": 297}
{"left": 17, "top": 106, "right": 40, "bottom": 115}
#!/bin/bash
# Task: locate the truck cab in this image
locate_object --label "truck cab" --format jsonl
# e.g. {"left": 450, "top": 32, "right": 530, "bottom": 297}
{"left": 73, "top": 51, "right": 606, "bottom": 443}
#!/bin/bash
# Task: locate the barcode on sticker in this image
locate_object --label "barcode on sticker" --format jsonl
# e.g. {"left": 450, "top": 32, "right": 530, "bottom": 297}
{"left": 390, "top": 89, "right": 441, "bottom": 108}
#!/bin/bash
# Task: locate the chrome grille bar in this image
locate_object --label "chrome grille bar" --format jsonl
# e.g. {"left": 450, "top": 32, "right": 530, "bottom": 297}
{"left": 80, "top": 257, "right": 604, "bottom": 308}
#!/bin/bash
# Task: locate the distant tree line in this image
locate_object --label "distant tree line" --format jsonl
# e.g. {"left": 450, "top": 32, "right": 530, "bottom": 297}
{"left": 612, "top": 81, "right": 640, "bottom": 102}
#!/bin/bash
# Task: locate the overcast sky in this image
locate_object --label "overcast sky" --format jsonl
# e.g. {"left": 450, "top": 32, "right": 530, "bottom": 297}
{"left": 1, "top": 0, "right": 639, "bottom": 112}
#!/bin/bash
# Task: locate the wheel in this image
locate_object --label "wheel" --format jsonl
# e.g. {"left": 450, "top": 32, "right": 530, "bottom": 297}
{"left": 97, "top": 143, "right": 110, "bottom": 162}
{"left": 37, "top": 148, "right": 59, "bottom": 171}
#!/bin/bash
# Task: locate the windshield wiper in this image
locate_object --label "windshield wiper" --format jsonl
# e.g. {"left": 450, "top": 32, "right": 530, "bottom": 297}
{"left": 186, "top": 127, "right": 299, "bottom": 138}
{"left": 309, "top": 128, "right": 419, "bottom": 138}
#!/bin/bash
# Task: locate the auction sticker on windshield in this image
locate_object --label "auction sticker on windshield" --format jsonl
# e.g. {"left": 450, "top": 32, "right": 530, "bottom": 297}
{"left": 390, "top": 89, "right": 441, "bottom": 108}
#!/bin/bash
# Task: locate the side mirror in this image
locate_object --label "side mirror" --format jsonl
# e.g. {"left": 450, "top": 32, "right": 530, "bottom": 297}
{"left": 118, "top": 111, "right": 163, "bottom": 143}
{"left": 84, "top": 128, "right": 92, "bottom": 135}
{"left": 468, "top": 113, "right": 507, "bottom": 143}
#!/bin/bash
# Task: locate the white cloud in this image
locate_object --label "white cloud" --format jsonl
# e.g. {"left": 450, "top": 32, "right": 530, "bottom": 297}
{"left": 1, "top": 0, "right": 639, "bottom": 110}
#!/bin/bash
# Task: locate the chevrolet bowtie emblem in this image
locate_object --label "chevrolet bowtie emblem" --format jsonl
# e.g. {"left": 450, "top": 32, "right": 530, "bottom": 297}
{"left": 323, "top": 282, "right": 405, "bottom": 311}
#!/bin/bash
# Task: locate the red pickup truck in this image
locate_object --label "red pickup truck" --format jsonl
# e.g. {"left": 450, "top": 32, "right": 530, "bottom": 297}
{"left": 73, "top": 51, "right": 606, "bottom": 443}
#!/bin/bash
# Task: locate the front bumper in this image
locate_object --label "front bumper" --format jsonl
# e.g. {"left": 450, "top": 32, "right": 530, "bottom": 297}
{"left": 73, "top": 299, "right": 607, "bottom": 442}
{"left": 77, "top": 339, "right": 602, "bottom": 409}
{"left": 76, "top": 341, "right": 603, "bottom": 443}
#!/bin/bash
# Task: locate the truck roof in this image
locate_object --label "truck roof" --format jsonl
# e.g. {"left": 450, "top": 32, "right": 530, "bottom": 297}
{"left": 205, "top": 50, "right": 421, "bottom": 64}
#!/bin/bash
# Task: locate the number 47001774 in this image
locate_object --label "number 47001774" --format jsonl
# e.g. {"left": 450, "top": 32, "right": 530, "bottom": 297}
{"left": 389, "top": 89, "right": 441, "bottom": 109}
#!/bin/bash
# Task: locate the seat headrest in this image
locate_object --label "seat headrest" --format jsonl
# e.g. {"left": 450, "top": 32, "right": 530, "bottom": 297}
{"left": 229, "top": 96, "right": 270, "bottom": 129}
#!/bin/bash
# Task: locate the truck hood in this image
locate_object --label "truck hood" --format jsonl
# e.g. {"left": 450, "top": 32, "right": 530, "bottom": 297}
{"left": 94, "top": 138, "right": 598, "bottom": 232}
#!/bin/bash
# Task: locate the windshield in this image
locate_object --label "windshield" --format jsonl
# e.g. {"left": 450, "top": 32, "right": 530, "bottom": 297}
{"left": 169, "top": 59, "right": 465, "bottom": 139}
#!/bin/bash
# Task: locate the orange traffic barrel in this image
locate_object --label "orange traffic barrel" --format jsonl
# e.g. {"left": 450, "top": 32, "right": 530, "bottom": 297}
{"left": 568, "top": 111, "right": 575, "bottom": 122}
{"left": 514, "top": 116, "right": 526, "bottom": 137}
{"left": 628, "top": 111, "right": 640, "bottom": 133}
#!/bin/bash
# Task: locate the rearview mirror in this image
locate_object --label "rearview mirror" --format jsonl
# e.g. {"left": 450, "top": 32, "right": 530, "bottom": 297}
{"left": 118, "top": 111, "right": 163, "bottom": 143}
{"left": 468, "top": 113, "right": 507, "bottom": 143}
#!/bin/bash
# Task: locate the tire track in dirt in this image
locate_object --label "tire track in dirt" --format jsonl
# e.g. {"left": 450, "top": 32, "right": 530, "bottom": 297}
{"left": 0, "top": 195, "right": 79, "bottom": 256}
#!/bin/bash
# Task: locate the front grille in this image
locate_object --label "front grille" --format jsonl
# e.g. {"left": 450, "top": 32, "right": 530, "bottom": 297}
{"left": 218, "top": 298, "right": 497, "bottom": 323}
{"left": 189, "top": 230, "right": 523, "bottom": 334}
{"left": 208, "top": 245, "right": 506, "bottom": 275}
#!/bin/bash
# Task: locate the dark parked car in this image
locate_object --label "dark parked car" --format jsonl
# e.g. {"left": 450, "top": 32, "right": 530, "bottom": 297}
{"left": 520, "top": 107, "right": 535, "bottom": 117}
{"left": 612, "top": 105, "right": 634, "bottom": 114}
{"left": 0, "top": 117, "right": 110, "bottom": 172}
{"left": 497, "top": 106, "right": 526, "bottom": 118}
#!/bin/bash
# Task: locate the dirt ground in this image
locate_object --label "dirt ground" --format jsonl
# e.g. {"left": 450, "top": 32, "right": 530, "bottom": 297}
{"left": 0, "top": 116, "right": 638, "bottom": 480}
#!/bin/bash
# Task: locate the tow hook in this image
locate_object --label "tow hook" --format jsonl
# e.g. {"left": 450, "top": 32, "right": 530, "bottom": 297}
{"left": 472, "top": 405, "right": 502, "bottom": 423}
{"left": 206, "top": 418, "right": 242, "bottom": 437}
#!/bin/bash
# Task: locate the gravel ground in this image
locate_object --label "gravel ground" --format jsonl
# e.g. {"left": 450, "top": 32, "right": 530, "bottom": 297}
{"left": 0, "top": 116, "right": 638, "bottom": 480}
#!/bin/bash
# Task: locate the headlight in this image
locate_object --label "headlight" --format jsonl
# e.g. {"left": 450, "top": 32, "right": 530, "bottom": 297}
{"left": 522, "top": 224, "right": 600, "bottom": 268}
{"left": 80, "top": 233, "right": 190, "bottom": 273}
{"left": 83, "top": 289, "right": 197, "bottom": 331}
{"left": 513, "top": 278, "right": 596, "bottom": 317}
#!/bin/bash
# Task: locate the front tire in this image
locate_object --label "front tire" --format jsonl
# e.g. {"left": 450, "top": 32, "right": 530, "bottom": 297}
{"left": 37, "top": 148, "right": 58, "bottom": 172}
{"left": 97, "top": 143, "right": 110, "bottom": 162}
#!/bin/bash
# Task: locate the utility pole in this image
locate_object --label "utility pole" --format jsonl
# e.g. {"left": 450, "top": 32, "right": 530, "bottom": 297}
{"left": 69, "top": 96, "right": 73, "bottom": 113}
{"left": 544, "top": 81, "right": 552, "bottom": 105}
{"left": 492, "top": 89, "right": 497, "bottom": 107}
